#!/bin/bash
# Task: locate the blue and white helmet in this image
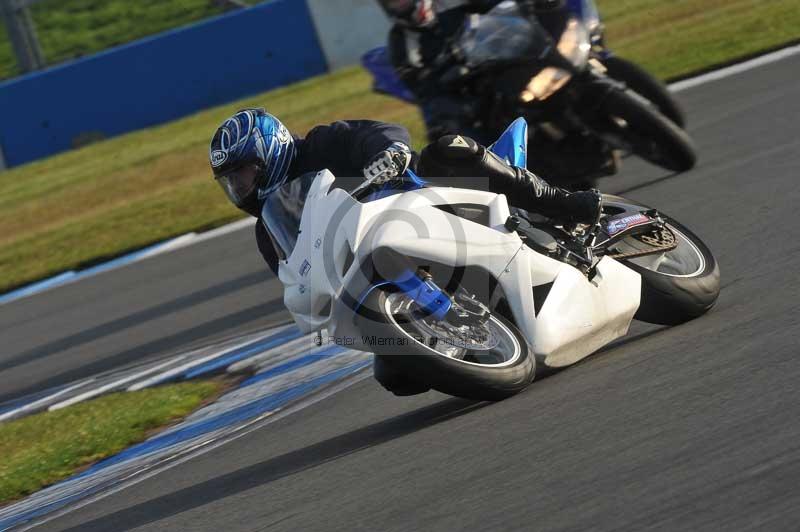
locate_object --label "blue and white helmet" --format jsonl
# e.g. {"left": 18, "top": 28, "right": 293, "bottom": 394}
{"left": 210, "top": 108, "right": 296, "bottom": 212}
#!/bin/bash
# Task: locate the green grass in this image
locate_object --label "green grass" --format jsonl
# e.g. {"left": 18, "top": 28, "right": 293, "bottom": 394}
{"left": 0, "top": 0, "right": 259, "bottom": 80}
{"left": 1, "top": 0, "right": 799, "bottom": 293}
{"left": 0, "top": 380, "right": 223, "bottom": 504}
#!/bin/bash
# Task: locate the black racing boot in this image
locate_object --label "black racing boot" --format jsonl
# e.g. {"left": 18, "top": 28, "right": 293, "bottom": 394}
{"left": 507, "top": 165, "right": 603, "bottom": 225}
{"left": 418, "top": 135, "right": 602, "bottom": 225}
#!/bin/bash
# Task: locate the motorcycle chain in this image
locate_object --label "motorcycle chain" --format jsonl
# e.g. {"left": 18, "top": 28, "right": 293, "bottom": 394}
{"left": 607, "top": 226, "right": 678, "bottom": 260}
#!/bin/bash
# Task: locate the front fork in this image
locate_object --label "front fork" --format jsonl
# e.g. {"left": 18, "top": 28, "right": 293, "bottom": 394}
{"left": 357, "top": 247, "right": 452, "bottom": 322}
{"left": 393, "top": 269, "right": 452, "bottom": 321}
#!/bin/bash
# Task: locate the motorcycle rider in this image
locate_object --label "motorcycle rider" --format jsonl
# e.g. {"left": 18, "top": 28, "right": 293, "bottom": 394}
{"left": 379, "top": 0, "right": 565, "bottom": 142}
{"left": 378, "top": 0, "right": 617, "bottom": 183}
{"left": 209, "top": 108, "right": 601, "bottom": 275}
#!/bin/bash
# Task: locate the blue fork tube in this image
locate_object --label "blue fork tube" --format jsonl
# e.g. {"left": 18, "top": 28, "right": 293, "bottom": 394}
{"left": 393, "top": 269, "right": 452, "bottom": 321}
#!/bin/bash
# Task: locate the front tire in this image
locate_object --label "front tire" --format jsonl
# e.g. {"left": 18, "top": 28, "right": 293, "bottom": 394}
{"left": 357, "top": 289, "right": 536, "bottom": 401}
{"left": 603, "top": 56, "right": 686, "bottom": 128}
{"left": 600, "top": 88, "right": 697, "bottom": 172}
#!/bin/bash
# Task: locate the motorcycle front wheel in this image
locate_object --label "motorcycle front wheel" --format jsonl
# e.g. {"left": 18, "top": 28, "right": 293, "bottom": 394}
{"left": 603, "top": 55, "right": 686, "bottom": 128}
{"left": 357, "top": 289, "right": 536, "bottom": 401}
{"left": 600, "top": 88, "right": 697, "bottom": 173}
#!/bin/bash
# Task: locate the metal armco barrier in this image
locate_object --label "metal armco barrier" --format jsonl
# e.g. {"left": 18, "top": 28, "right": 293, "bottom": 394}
{"left": 0, "top": 0, "right": 45, "bottom": 73}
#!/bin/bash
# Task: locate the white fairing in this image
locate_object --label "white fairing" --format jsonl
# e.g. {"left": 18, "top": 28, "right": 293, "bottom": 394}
{"left": 278, "top": 170, "right": 641, "bottom": 367}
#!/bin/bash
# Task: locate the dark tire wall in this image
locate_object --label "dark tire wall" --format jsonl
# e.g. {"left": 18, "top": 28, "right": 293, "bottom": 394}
{"left": 623, "top": 218, "right": 721, "bottom": 325}
{"left": 357, "top": 289, "right": 536, "bottom": 402}
{"left": 603, "top": 55, "right": 687, "bottom": 128}
{"left": 600, "top": 88, "right": 697, "bottom": 172}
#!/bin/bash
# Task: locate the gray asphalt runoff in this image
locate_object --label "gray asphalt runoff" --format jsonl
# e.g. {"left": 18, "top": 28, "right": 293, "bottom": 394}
{"left": 4, "top": 52, "right": 800, "bottom": 531}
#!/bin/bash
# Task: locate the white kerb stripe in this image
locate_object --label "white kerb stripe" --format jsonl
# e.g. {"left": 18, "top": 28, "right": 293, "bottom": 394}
{"left": 48, "top": 358, "right": 182, "bottom": 410}
{"left": 126, "top": 333, "right": 270, "bottom": 391}
{"left": 0, "top": 379, "right": 96, "bottom": 422}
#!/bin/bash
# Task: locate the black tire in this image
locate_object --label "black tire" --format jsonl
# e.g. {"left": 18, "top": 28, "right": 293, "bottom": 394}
{"left": 603, "top": 55, "right": 686, "bottom": 128}
{"left": 373, "top": 354, "right": 431, "bottom": 396}
{"left": 357, "top": 289, "right": 536, "bottom": 401}
{"left": 600, "top": 88, "right": 697, "bottom": 172}
{"left": 612, "top": 214, "right": 720, "bottom": 326}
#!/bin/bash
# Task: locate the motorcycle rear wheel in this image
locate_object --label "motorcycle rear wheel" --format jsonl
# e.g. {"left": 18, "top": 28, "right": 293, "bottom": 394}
{"left": 357, "top": 289, "right": 536, "bottom": 401}
{"left": 610, "top": 215, "right": 720, "bottom": 325}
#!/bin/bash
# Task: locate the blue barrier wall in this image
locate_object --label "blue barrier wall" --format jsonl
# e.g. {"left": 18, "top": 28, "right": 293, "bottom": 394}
{"left": 0, "top": 0, "right": 328, "bottom": 168}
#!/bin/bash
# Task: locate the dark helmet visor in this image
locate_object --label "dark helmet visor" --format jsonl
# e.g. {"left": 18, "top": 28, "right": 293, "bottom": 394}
{"left": 381, "top": 0, "right": 415, "bottom": 16}
{"left": 216, "top": 164, "right": 262, "bottom": 207}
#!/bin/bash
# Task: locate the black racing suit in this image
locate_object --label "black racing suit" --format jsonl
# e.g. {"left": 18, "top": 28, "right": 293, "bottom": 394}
{"left": 255, "top": 120, "right": 411, "bottom": 274}
{"left": 254, "top": 120, "right": 598, "bottom": 275}
{"left": 388, "top": 2, "right": 499, "bottom": 143}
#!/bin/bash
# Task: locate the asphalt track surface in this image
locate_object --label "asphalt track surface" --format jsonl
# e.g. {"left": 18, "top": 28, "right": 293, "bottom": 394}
{"left": 3, "top": 53, "right": 800, "bottom": 531}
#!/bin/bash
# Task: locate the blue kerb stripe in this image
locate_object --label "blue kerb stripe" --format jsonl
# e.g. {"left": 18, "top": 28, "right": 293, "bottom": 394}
{"left": 0, "top": 360, "right": 372, "bottom": 530}
{"left": 73, "top": 238, "right": 180, "bottom": 277}
{"left": 182, "top": 327, "right": 303, "bottom": 379}
{"left": 80, "top": 360, "right": 371, "bottom": 476}
{"left": 0, "top": 272, "right": 76, "bottom": 305}
{"left": 239, "top": 345, "right": 349, "bottom": 388}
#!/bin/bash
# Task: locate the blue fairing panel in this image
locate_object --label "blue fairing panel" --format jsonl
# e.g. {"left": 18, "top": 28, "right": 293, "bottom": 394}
{"left": 361, "top": 47, "right": 417, "bottom": 104}
{"left": 363, "top": 169, "right": 427, "bottom": 202}
{"left": 489, "top": 117, "right": 529, "bottom": 168}
{"left": 566, "top": 0, "right": 601, "bottom": 23}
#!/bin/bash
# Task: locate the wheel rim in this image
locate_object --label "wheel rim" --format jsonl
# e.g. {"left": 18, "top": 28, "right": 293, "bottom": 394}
{"left": 617, "top": 224, "right": 706, "bottom": 278}
{"left": 383, "top": 293, "right": 522, "bottom": 368}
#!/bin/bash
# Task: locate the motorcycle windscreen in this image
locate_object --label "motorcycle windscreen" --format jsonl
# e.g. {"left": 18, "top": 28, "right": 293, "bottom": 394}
{"left": 261, "top": 172, "right": 317, "bottom": 261}
{"left": 459, "top": 3, "right": 551, "bottom": 67}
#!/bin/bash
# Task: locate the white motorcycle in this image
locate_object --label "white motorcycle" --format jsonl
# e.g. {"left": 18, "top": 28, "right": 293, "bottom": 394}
{"left": 265, "top": 119, "right": 719, "bottom": 401}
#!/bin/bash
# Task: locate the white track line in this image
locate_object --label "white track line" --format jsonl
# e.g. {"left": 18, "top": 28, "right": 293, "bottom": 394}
{"left": 0, "top": 379, "right": 95, "bottom": 422}
{"left": 125, "top": 327, "right": 290, "bottom": 391}
{"left": 669, "top": 43, "right": 800, "bottom": 92}
{"left": 226, "top": 333, "right": 319, "bottom": 373}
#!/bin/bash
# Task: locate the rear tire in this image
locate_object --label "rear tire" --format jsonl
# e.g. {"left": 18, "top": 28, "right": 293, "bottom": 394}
{"left": 601, "top": 89, "right": 697, "bottom": 172}
{"left": 618, "top": 218, "right": 720, "bottom": 325}
{"left": 357, "top": 289, "right": 536, "bottom": 401}
{"left": 603, "top": 56, "right": 686, "bottom": 128}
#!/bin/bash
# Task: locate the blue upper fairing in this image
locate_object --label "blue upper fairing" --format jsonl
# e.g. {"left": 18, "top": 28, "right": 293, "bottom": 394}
{"left": 363, "top": 168, "right": 427, "bottom": 202}
{"left": 489, "top": 117, "right": 529, "bottom": 168}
